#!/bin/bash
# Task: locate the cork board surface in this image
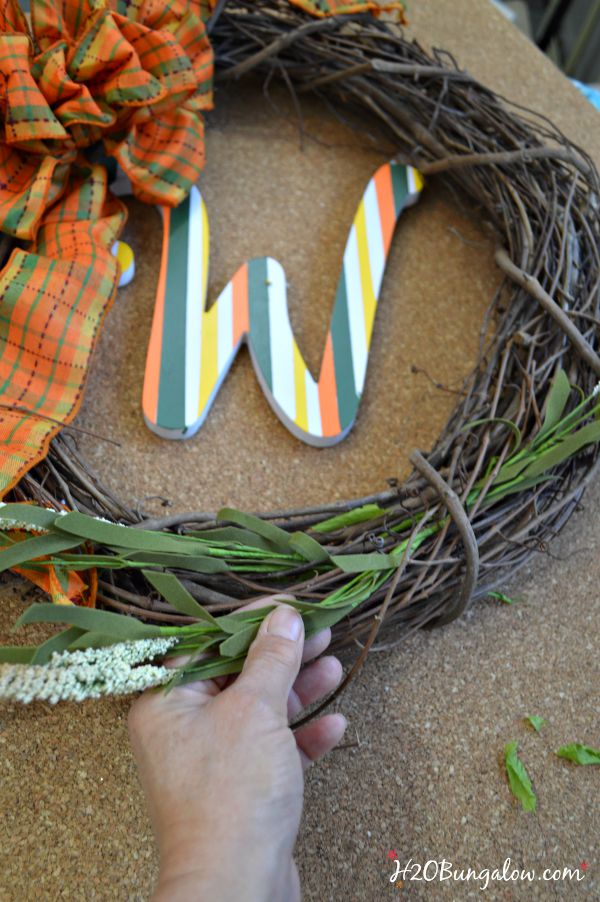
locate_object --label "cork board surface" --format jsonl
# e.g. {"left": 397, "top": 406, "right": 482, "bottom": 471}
{"left": 2, "top": 2, "right": 600, "bottom": 900}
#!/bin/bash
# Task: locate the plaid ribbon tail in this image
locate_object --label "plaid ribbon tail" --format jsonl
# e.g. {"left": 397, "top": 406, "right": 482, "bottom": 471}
{"left": 0, "top": 163, "right": 125, "bottom": 497}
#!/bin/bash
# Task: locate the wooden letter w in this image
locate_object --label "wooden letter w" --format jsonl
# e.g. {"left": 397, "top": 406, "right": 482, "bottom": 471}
{"left": 143, "top": 162, "right": 423, "bottom": 446}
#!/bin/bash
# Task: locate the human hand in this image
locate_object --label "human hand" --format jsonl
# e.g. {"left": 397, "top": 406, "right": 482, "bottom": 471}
{"left": 128, "top": 601, "right": 347, "bottom": 902}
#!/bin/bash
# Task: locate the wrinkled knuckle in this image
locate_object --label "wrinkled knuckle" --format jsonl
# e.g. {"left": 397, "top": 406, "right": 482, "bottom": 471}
{"left": 262, "top": 635, "right": 300, "bottom": 667}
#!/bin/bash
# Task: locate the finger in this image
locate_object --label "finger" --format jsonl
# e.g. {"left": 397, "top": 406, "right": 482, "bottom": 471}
{"left": 235, "top": 605, "right": 304, "bottom": 720}
{"left": 287, "top": 656, "right": 343, "bottom": 720}
{"left": 227, "top": 596, "right": 330, "bottom": 665}
{"left": 170, "top": 629, "right": 331, "bottom": 701}
{"left": 163, "top": 597, "right": 320, "bottom": 702}
{"left": 294, "top": 714, "right": 347, "bottom": 770}
{"left": 301, "top": 627, "right": 331, "bottom": 664}
{"left": 162, "top": 595, "right": 301, "bottom": 688}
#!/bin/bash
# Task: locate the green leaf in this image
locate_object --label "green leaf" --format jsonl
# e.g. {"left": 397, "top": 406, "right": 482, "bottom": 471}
{"left": 171, "top": 633, "right": 222, "bottom": 661}
{"left": 143, "top": 571, "right": 219, "bottom": 626}
{"left": 67, "top": 632, "right": 133, "bottom": 651}
{"left": 303, "top": 604, "right": 354, "bottom": 635}
{"left": 125, "top": 552, "right": 227, "bottom": 573}
{"left": 488, "top": 591, "right": 519, "bottom": 605}
{"left": 214, "top": 595, "right": 353, "bottom": 636}
{"left": 216, "top": 600, "right": 349, "bottom": 632}
{"left": 0, "top": 646, "right": 37, "bottom": 663}
{"left": 556, "top": 743, "right": 600, "bottom": 765}
{"left": 526, "top": 715, "right": 545, "bottom": 733}
{"left": 169, "top": 654, "right": 246, "bottom": 686}
{"left": 31, "top": 627, "right": 85, "bottom": 665}
{"left": 219, "top": 623, "right": 260, "bottom": 658}
{"left": 50, "top": 553, "right": 134, "bottom": 571}
{"left": 14, "top": 603, "right": 166, "bottom": 640}
{"left": 331, "top": 552, "right": 395, "bottom": 573}
{"left": 536, "top": 369, "right": 571, "bottom": 442}
{"left": 0, "top": 533, "right": 81, "bottom": 573}
{"left": 312, "top": 504, "right": 386, "bottom": 534}
{"left": 324, "top": 570, "right": 384, "bottom": 607}
{"left": 0, "top": 503, "right": 61, "bottom": 531}
{"left": 185, "top": 526, "right": 282, "bottom": 553}
{"left": 213, "top": 613, "right": 255, "bottom": 636}
{"left": 490, "top": 455, "right": 532, "bottom": 488}
{"left": 521, "top": 420, "right": 600, "bottom": 480}
{"left": 390, "top": 525, "right": 439, "bottom": 562}
{"left": 217, "top": 508, "right": 292, "bottom": 553}
{"left": 55, "top": 512, "right": 208, "bottom": 555}
{"left": 484, "top": 473, "right": 558, "bottom": 503}
{"left": 288, "top": 532, "right": 330, "bottom": 564}
{"left": 504, "top": 741, "right": 537, "bottom": 811}
{"left": 54, "top": 567, "right": 70, "bottom": 594}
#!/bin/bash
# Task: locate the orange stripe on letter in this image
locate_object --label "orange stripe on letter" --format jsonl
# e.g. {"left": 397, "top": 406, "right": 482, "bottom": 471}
{"left": 374, "top": 165, "right": 396, "bottom": 255}
{"left": 318, "top": 333, "right": 341, "bottom": 437}
{"left": 232, "top": 263, "right": 249, "bottom": 345}
{"left": 143, "top": 207, "right": 170, "bottom": 424}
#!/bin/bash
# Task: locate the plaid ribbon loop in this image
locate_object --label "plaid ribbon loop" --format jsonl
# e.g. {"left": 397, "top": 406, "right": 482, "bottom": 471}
{"left": 0, "top": 0, "right": 214, "bottom": 240}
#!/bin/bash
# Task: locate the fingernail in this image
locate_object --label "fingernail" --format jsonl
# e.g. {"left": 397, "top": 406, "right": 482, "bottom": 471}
{"left": 267, "top": 606, "right": 303, "bottom": 641}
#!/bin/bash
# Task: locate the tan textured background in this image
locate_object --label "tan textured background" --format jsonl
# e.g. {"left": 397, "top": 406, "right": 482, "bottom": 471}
{"left": 1, "top": 1, "right": 600, "bottom": 899}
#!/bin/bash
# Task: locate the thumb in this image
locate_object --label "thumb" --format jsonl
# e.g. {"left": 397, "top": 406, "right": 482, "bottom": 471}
{"left": 236, "top": 605, "right": 304, "bottom": 720}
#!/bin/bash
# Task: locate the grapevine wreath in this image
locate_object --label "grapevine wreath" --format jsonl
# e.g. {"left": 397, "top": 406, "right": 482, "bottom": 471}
{"left": 1, "top": 0, "right": 600, "bottom": 703}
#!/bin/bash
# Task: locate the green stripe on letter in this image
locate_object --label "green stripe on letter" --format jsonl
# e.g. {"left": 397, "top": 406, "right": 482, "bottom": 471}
{"left": 330, "top": 269, "right": 359, "bottom": 431}
{"left": 248, "top": 258, "right": 272, "bottom": 392}
{"left": 157, "top": 196, "right": 190, "bottom": 429}
{"left": 391, "top": 164, "right": 409, "bottom": 216}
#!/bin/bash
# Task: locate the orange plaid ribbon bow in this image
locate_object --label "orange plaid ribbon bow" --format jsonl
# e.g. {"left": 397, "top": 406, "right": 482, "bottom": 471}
{"left": 0, "top": 0, "right": 214, "bottom": 498}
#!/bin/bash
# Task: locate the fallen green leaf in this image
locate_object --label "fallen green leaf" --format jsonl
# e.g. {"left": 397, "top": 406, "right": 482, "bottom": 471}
{"left": 556, "top": 743, "right": 600, "bottom": 765}
{"left": 488, "top": 591, "right": 519, "bottom": 605}
{"left": 505, "top": 741, "right": 537, "bottom": 811}
{"left": 525, "top": 715, "right": 545, "bottom": 733}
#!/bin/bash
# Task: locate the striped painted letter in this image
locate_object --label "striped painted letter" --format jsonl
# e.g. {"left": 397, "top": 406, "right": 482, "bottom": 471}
{"left": 143, "top": 162, "right": 423, "bottom": 446}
